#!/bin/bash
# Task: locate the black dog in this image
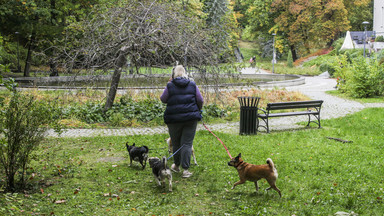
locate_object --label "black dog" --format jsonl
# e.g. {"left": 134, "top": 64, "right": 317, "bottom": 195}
{"left": 149, "top": 156, "right": 173, "bottom": 192}
{"left": 126, "top": 142, "right": 149, "bottom": 169}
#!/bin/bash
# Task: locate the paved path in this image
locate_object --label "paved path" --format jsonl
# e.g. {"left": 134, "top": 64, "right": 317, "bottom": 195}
{"left": 46, "top": 71, "right": 384, "bottom": 138}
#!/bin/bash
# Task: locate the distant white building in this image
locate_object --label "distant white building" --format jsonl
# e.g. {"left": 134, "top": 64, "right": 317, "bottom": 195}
{"left": 374, "top": 0, "right": 384, "bottom": 37}
{"left": 341, "top": 0, "right": 384, "bottom": 52}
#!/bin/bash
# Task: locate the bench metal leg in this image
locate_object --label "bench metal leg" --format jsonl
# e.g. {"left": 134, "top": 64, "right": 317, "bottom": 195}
{"left": 307, "top": 114, "right": 321, "bottom": 128}
{"left": 256, "top": 117, "right": 269, "bottom": 133}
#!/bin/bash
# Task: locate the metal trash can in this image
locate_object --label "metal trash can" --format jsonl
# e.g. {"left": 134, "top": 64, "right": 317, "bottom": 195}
{"left": 238, "top": 97, "right": 260, "bottom": 135}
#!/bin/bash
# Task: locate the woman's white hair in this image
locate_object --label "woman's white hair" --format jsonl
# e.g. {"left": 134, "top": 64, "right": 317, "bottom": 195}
{"left": 173, "top": 65, "right": 187, "bottom": 78}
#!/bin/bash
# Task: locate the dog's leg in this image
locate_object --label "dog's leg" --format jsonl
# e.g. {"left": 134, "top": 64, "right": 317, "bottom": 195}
{"left": 168, "top": 175, "right": 173, "bottom": 192}
{"left": 265, "top": 180, "right": 282, "bottom": 197}
{"left": 167, "top": 138, "right": 172, "bottom": 155}
{"left": 140, "top": 158, "right": 147, "bottom": 170}
{"left": 232, "top": 179, "right": 246, "bottom": 189}
{"left": 254, "top": 181, "right": 259, "bottom": 192}
{"left": 192, "top": 147, "right": 198, "bottom": 165}
{"left": 143, "top": 155, "right": 148, "bottom": 169}
{"left": 153, "top": 174, "right": 162, "bottom": 186}
{"left": 139, "top": 160, "right": 145, "bottom": 169}
{"left": 129, "top": 158, "right": 133, "bottom": 166}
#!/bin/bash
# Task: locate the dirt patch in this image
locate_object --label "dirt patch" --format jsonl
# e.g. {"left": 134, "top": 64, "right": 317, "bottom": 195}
{"left": 97, "top": 157, "right": 126, "bottom": 162}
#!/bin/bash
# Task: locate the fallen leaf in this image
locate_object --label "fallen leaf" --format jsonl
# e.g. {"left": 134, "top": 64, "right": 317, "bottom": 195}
{"left": 40, "top": 188, "right": 44, "bottom": 194}
{"left": 195, "top": 193, "right": 199, "bottom": 197}
{"left": 55, "top": 200, "right": 66, "bottom": 204}
{"left": 103, "top": 193, "right": 110, "bottom": 197}
{"left": 112, "top": 165, "right": 118, "bottom": 167}
{"left": 112, "top": 194, "right": 119, "bottom": 198}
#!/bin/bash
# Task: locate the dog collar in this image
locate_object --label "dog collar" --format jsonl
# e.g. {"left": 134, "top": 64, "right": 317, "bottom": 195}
{"left": 234, "top": 161, "right": 244, "bottom": 168}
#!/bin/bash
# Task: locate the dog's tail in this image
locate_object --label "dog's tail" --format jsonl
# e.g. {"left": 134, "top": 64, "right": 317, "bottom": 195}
{"left": 162, "top": 156, "right": 167, "bottom": 167}
{"left": 143, "top": 145, "right": 149, "bottom": 153}
{"left": 266, "top": 158, "right": 275, "bottom": 169}
{"left": 267, "top": 158, "right": 278, "bottom": 177}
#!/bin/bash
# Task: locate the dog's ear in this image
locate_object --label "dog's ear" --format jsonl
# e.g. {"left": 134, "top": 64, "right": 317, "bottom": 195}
{"left": 237, "top": 153, "right": 241, "bottom": 158}
{"left": 133, "top": 143, "right": 135, "bottom": 146}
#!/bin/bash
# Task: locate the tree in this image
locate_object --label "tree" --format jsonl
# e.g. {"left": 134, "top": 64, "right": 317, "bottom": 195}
{"left": 271, "top": 0, "right": 350, "bottom": 60}
{"left": 0, "top": 0, "right": 99, "bottom": 76}
{"left": 241, "top": 0, "right": 366, "bottom": 61}
{"left": 55, "top": 0, "right": 236, "bottom": 110}
{"left": 344, "top": 0, "right": 372, "bottom": 31}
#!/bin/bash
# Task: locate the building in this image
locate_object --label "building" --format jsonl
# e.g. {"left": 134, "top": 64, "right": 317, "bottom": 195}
{"left": 374, "top": 0, "right": 384, "bottom": 37}
{"left": 341, "top": 0, "right": 384, "bottom": 52}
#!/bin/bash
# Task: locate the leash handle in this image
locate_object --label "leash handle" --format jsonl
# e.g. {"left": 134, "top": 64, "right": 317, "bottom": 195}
{"left": 202, "top": 121, "right": 232, "bottom": 159}
{"left": 167, "top": 144, "right": 186, "bottom": 160}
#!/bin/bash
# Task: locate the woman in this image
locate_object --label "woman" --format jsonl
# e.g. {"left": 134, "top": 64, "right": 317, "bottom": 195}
{"left": 160, "top": 65, "right": 203, "bottom": 178}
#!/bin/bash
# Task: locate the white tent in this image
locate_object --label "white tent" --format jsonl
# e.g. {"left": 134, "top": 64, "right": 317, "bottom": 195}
{"left": 340, "top": 31, "right": 355, "bottom": 50}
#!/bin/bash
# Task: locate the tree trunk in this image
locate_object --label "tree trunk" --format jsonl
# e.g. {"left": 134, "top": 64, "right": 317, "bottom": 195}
{"left": 24, "top": 32, "right": 35, "bottom": 77}
{"left": 49, "top": 54, "right": 59, "bottom": 77}
{"left": 104, "top": 48, "right": 127, "bottom": 111}
{"left": 290, "top": 45, "right": 298, "bottom": 62}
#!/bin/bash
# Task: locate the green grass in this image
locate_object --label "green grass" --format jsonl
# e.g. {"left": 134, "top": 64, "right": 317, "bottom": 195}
{"left": 258, "top": 60, "right": 322, "bottom": 76}
{"left": 327, "top": 90, "right": 384, "bottom": 103}
{"left": 1, "top": 108, "right": 384, "bottom": 215}
{"left": 239, "top": 40, "right": 322, "bottom": 76}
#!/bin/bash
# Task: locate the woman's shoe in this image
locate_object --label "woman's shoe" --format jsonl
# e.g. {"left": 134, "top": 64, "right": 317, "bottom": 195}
{"left": 182, "top": 170, "right": 192, "bottom": 178}
{"left": 171, "top": 164, "right": 180, "bottom": 173}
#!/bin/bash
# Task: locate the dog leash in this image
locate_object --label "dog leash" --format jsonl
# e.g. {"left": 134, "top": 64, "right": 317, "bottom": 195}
{"left": 202, "top": 120, "right": 232, "bottom": 159}
{"left": 167, "top": 144, "right": 186, "bottom": 160}
{"left": 148, "top": 147, "right": 167, "bottom": 151}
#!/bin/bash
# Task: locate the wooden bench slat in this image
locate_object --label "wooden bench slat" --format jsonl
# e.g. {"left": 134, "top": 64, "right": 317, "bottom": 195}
{"left": 259, "top": 111, "right": 319, "bottom": 118}
{"left": 267, "top": 100, "right": 323, "bottom": 106}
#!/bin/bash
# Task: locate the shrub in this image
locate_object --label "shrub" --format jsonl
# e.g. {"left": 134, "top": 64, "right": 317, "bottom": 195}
{"left": 287, "top": 50, "right": 293, "bottom": 68}
{"left": 375, "top": 35, "right": 384, "bottom": 42}
{"left": 331, "top": 37, "right": 345, "bottom": 55}
{"left": 0, "top": 91, "right": 60, "bottom": 191}
{"left": 334, "top": 55, "right": 384, "bottom": 98}
{"left": 202, "top": 104, "right": 228, "bottom": 120}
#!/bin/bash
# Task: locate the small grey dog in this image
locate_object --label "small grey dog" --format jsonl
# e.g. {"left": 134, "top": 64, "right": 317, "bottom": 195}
{"left": 148, "top": 156, "right": 173, "bottom": 192}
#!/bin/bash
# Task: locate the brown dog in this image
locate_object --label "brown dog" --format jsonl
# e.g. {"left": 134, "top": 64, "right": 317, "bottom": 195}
{"left": 166, "top": 138, "right": 197, "bottom": 165}
{"left": 228, "top": 153, "right": 281, "bottom": 197}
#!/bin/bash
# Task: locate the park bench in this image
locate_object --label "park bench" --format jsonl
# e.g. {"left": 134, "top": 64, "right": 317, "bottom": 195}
{"left": 257, "top": 100, "right": 324, "bottom": 133}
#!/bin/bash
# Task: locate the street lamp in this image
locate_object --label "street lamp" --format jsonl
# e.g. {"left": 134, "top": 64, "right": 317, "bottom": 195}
{"left": 272, "top": 33, "right": 276, "bottom": 73}
{"left": 362, "top": 21, "right": 369, "bottom": 58}
{"left": 15, "top": 32, "right": 21, "bottom": 72}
